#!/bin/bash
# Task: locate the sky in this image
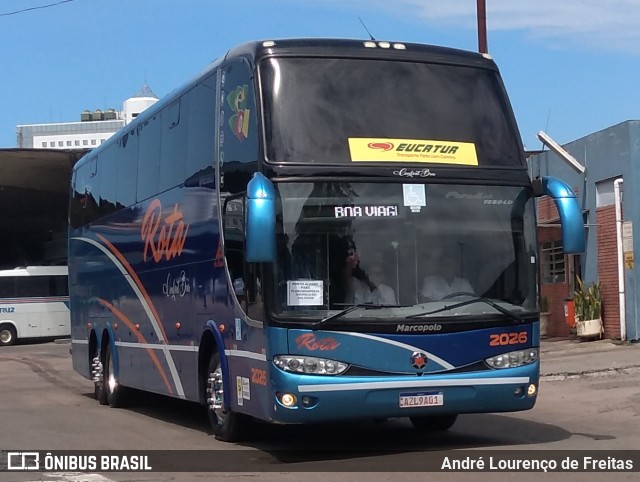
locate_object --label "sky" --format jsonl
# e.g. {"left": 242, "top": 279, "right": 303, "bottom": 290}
{"left": 2, "top": 0, "right": 640, "bottom": 151}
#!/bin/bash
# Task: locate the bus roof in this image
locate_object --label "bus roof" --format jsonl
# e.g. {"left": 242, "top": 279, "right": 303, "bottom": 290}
{"left": 72, "top": 38, "right": 498, "bottom": 173}
{"left": 0, "top": 266, "right": 68, "bottom": 277}
{"left": 228, "top": 38, "right": 496, "bottom": 68}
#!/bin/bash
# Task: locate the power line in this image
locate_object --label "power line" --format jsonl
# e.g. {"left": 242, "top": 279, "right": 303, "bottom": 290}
{"left": 0, "top": 0, "right": 76, "bottom": 18}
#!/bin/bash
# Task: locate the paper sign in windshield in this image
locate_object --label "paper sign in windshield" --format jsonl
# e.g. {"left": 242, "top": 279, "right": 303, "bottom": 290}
{"left": 287, "top": 280, "right": 324, "bottom": 306}
{"left": 349, "top": 138, "right": 478, "bottom": 165}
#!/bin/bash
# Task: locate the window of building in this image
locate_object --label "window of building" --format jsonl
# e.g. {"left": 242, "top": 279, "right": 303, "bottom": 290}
{"left": 67, "top": 141, "right": 72, "bottom": 146}
{"left": 91, "top": 139, "right": 97, "bottom": 145}
{"left": 541, "top": 240, "right": 565, "bottom": 283}
{"left": 58, "top": 141, "right": 63, "bottom": 146}
{"left": 596, "top": 178, "right": 620, "bottom": 207}
{"left": 50, "top": 142, "right": 55, "bottom": 147}
{"left": 83, "top": 140, "right": 88, "bottom": 146}
{"left": 75, "top": 140, "right": 80, "bottom": 146}
{"left": 42, "top": 142, "right": 47, "bottom": 148}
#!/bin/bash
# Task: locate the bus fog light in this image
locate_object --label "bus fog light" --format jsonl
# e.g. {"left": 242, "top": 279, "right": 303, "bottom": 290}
{"left": 527, "top": 384, "right": 537, "bottom": 397}
{"left": 486, "top": 348, "right": 539, "bottom": 369}
{"left": 302, "top": 396, "right": 318, "bottom": 407}
{"left": 279, "top": 393, "right": 297, "bottom": 407}
{"left": 274, "top": 355, "right": 349, "bottom": 375}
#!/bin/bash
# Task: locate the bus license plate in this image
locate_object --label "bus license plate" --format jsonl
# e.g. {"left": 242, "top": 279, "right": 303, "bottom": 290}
{"left": 399, "top": 392, "right": 444, "bottom": 408}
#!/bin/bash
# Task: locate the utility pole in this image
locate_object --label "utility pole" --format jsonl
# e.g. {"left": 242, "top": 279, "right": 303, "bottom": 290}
{"left": 477, "top": 0, "right": 488, "bottom": 53}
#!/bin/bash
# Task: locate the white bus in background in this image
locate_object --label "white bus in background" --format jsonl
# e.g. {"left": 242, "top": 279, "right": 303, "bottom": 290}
{"left": 0, "top": 266, "right": 69, "bottom": 346}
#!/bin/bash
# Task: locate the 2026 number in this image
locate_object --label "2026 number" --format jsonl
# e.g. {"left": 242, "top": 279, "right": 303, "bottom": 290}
{"left": 489, "top": 331, "right": 527, "bottom": 346}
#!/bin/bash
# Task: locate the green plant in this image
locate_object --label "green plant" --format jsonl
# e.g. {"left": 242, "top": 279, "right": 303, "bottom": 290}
{"left": 573, "top": 277, "right": 602, "bottom": 321}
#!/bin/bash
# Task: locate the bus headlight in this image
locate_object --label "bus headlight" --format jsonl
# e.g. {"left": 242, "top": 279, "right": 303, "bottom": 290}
{"left": 485, "top": 348, "right": 539, "bottom": 369}
{"left": 273, "top": 355, "right": 349, "bottom": 375}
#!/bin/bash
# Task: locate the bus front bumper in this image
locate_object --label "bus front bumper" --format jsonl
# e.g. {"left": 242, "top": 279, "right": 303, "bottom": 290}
{"left": 268, "top": 363, "right": 539, "bottom": 424}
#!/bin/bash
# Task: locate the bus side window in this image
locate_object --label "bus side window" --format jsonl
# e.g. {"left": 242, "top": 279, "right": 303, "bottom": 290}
{"left": 49, "top": 276, "right": 69, "bottom": 296}
{"left": 0, "top": 278, "right": 15, "bottom": 298}
{"left": 16, "top": 277, "right": 48, "bottom": 297}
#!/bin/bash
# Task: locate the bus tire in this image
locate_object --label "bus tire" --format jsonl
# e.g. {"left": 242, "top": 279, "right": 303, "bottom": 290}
{"left": 93, "top": 347, "right": 108, "bottom": 405}
{"left": 410, "top": 414, "right": 458, "bottom": 431}
{"left": 0, "top": 324, "right": 17, "bottom": 346}
{"left": 206, "top": 352, "right": 250, "bottom": 442}
{"left": 103, "top": 343, "right": 127, "bottom": 408}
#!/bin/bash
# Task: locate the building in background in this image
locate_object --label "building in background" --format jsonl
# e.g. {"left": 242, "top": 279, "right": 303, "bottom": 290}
{"left": 529, "top": 121, "right": 640, "bottom": 342}
{"left": 16, "top": 84, "right": 158, "bottom": 149}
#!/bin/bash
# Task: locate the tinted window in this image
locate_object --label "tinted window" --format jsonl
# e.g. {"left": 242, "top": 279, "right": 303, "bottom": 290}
{"left": 118, "top": 130, "right": 138, "bottom": 207}
{"left": 137, "top": 115, "right": 162, "bottom": 201}
{"left": 185, "top": 73, "right": 217, "bottom": 182}
{"left": 71, "top": 158, "right": 99, "bottom": 227}
{"left": 16, "top": 277, "right": 49, "bottom": 297}
{"left": 0, "top": 278, "right": 15, "bottom": 298}
{"left": 260, "top": 57, "right": 523, "bottom": 167}
{"left": 160, "top": 99, "right": 188, "bottom": 191}
{"left": 99, "top": 149, "right": 118, "bottom": 217}
{"left": 50, "top": 275, "right": 69, "bottom": 296}
{"left": 219, "top": 61, "right": 259, "bottom": 194}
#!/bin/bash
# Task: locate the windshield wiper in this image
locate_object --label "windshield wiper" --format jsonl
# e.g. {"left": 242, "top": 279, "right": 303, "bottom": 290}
{"left": 406, "top": 297, "right": 525, "bottom": 322}
{"left": 310, "top": 304, "right": 402, "bottom": 330}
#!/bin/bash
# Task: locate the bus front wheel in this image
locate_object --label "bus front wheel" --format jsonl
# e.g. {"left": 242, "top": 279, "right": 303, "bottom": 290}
{"left": 0, "top": 324, "right": 16, "bottom": 346}
{"left": 206, "top": 352, "right": 250, "bottom": 442}
{"left": 410, "top": 414, "right": 458, "bottom": 431}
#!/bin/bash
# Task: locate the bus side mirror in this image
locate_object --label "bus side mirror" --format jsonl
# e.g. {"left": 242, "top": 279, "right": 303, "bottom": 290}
{"left": 534, "top": 176, "right": 585, "bottom": 254}
{"left": 245, "top": 172, "right": 276, "bottom": 263}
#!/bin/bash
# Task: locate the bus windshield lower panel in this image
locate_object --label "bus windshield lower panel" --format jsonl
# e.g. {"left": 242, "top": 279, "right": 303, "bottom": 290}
{"left": 271, "top": 182, "right": 537, "bottom": 322}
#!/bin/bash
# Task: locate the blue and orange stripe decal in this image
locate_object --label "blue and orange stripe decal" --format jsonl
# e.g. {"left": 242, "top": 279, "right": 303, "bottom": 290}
{"left": 72, "top": 235, "right": 185, "bottom": 398}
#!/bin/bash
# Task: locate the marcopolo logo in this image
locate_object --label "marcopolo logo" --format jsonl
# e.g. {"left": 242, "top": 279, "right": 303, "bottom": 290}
{"left": 367, "top": 141, "right": 394, "bottom": 151}
{"left": 396, "top": 324, "right": 443, "bottom": 333}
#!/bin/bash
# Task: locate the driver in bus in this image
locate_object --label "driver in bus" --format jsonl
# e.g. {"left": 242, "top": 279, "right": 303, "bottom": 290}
{"left": 342, "top": 247, "right": 396, "bottom": 305}
{"left": 420, "top": 247, "right": 473, "bottom": 301}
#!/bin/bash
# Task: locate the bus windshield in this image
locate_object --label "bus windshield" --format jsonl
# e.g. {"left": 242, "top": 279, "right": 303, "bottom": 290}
{"left": 271, "top": 182, "right": 537, "bottom": 321}
{"left": 260, "top": 57, "right": 523, "bottom": 167}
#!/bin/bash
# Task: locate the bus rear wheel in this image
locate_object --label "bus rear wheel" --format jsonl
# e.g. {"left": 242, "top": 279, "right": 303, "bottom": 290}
{"left": 92, "top": 349, "right": 108, "bottom": 405}
{"left": 103, "top": 343, "right": 127, "bottom": 408}
{"left": 206, "top": 352, "right": 250, "bottom": 442}
{"left": 0, "top": 324, "right": 16, "bottom": 346}
{"left": 410, "top": 414, "right": 458, "bottom": 431}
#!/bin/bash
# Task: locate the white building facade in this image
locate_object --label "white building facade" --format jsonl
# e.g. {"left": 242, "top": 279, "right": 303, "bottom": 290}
{"left": 16, "top": 84, "right": 158, "bottom": 149}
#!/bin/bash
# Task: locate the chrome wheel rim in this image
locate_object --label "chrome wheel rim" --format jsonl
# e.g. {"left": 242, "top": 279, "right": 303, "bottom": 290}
{"left": 208, "top": 366, "right": 226, "bottom": 424}
{"left": 0, "top": 329, "right": 12, "bottom": 344}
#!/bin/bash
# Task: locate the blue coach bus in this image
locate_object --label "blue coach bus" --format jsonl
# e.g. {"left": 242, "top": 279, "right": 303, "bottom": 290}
{"left": 69, "top": 38, "right": 584, "bottom": 441}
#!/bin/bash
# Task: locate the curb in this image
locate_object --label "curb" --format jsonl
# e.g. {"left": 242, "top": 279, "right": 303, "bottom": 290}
{"left": 541, "top": 365, "right": 640, "bottom": 381}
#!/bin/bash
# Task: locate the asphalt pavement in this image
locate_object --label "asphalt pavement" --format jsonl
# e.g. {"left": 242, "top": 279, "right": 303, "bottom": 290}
{"left": 540, "top": 336, "right": 640, "bottom": 380}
